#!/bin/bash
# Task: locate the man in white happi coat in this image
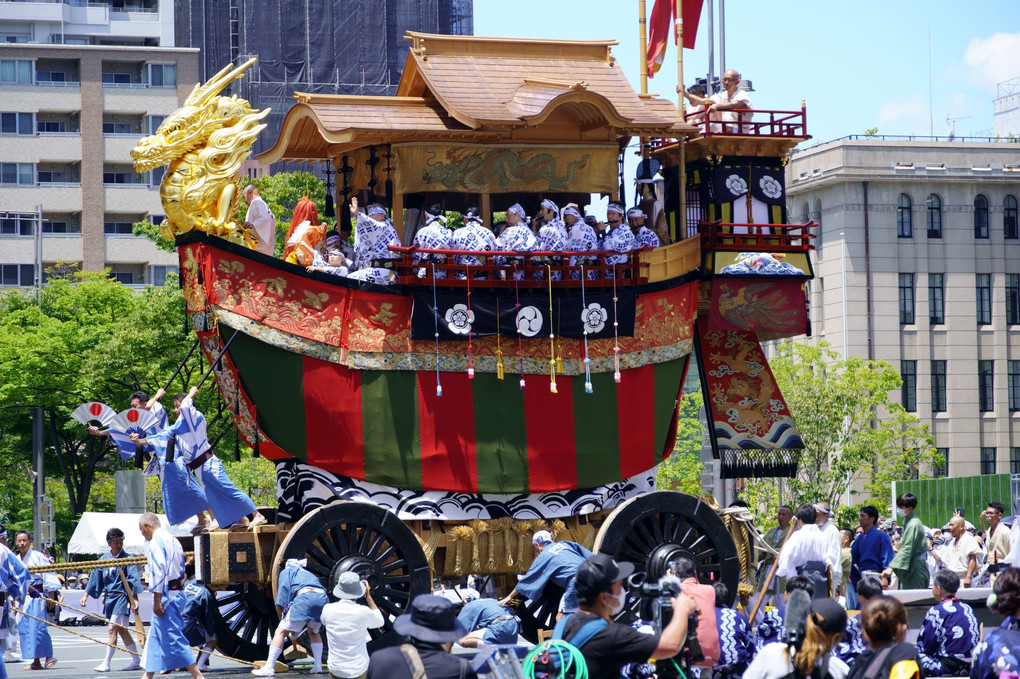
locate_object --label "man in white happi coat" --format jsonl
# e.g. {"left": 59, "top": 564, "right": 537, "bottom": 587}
{"left": 242, "top": 185, "right": 276, "bottom": 256}
{"left": 346, "top": 197, "right": 401, "bottom": 285}
{"left": 14, "top": 531, "right": 57, "bottom": 670}
{"left": 534, "top": 198, "right": 567, "bottom": 280}
{"left": 682, "top": 68, "right": 753, "bottom": 134}
{"left": 411, "top": 202, "right": 453, "bottom": 278}
{"left": 628, "top": 208, "right": 660, "bottom": 249}
{"left": 495, "top": 203, "right": 538, "bottom": 279}
{"left": 775, "top": 505, "right": 841, "bottom": 597}
{"left": 138, "top": 513, "right": 203, "bottom": 679}
{"left": 451, "top": 208, "right": 497, "bottom": 279}
{"left": 603, "top": 203, "right": 636, "bottom": 278}
{"left": 563, "top": 206, "right": 598, "bottom": 280}
{"left": 813, "top": 502, "right": 843, "bottom": 596}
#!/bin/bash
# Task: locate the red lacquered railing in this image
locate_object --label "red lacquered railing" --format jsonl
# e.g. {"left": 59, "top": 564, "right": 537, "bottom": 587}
{"left": 645, "top": 106, "right": 808, "bottom": 150}
{"left": 696, "top": 221, "right": 816, "bottom": 252}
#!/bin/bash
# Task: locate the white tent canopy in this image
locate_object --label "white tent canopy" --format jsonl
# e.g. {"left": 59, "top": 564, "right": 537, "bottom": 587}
{"left": 67, "top": 512, "right": 196, "bottom": 555}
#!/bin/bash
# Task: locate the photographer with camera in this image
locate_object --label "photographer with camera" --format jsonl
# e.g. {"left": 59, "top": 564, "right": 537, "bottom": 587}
{"left": 666, "top": 557, "right": 720, "bottom": 665}
{"left": 552, "top": 554, "right": 697, "bottom": 679}
{"left": 744, "top": 595, "right": 849, "bottom": 679}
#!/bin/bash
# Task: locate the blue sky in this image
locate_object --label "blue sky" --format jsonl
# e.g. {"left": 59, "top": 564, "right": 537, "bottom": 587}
{"left": 474, "top": 0, "right": 1020, "bottom": 145}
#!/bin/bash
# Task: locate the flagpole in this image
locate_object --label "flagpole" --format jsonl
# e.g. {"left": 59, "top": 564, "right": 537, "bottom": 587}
{"left": 639, "top": 0, "right": 648, "bottom": 95}
{"left": 676, "top": 0, "right": 686, "bottom": 241}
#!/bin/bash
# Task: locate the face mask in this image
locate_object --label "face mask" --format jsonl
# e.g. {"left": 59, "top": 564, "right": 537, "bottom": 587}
{"left": 606, "top": 591, "right": 625, "bottom": 616}
{"left": 896, "top": 508, "right": 907, "bottom": 518}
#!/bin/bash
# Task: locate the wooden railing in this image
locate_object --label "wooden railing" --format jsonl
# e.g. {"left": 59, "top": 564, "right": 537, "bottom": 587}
{"left": 647, "top": 105, "right": 808, "bottom": 148}
{"left": 696, "top": 221, "right": 816, "bottom": 252}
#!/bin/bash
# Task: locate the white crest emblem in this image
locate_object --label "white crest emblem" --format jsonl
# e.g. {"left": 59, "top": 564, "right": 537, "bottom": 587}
{"left": 515, "top": 306, "right": 543, "bottom": 337}
{"left": 444, "top": 303, "right": 474, "bottom": 335}
{"left": 759, "top": 175, "right": 783, "bottom": 199}
{"left": 725, "top": 174, "right": 748, "bottom": 197}
{"left": 580, "top": 303, "right": 608, "bottom": 334}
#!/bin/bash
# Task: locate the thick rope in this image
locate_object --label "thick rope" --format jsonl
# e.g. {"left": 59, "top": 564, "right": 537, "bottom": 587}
{"left": 26, "top": 555, "right": 150, "bottom": 574}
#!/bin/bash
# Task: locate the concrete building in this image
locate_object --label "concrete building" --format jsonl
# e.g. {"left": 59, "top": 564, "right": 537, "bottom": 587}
{"left": 0, "top": 42, "right": 198, "bottom": 284}
{"left": 994, "top": 77, "right": 1020, "bottom": 139}
{"left": 786, "top": 138, "right": 1020, "bottom": 477}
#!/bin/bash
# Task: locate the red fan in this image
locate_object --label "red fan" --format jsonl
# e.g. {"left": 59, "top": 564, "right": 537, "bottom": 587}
{"left": 70, "top": 402, "right": 117, "bottom": 427}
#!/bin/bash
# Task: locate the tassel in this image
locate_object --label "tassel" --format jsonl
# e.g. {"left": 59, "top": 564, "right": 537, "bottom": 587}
{"left": 580, "top": 265, "right": 594, "bottom": 394}
{"left": 513, "top": 265, "right": 525, "bottom": 389}
{"left": 555, "top": 299, "right": 564, "bottom": 373}
{"left": 252, "top": 405, "right": 260, "bottom": 458}
{"left": 613, "top": 267, "right": 621, "bottom": 383}
{"left": 431, "top": 264, "right": 443, "bottom": 397}
{"left": 496, "top": 351, "right": 504, "bottom": 380}
{"left": 234, "top": 429, "right": 240, "bottom": 461}
{"left": 165, "top": 435, "right": 175, "bottom": 463}
{"left": 546, "top": 265, "right": 556, "bottom": 393}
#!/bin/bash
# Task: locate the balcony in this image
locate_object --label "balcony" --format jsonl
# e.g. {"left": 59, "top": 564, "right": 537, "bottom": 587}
{"left": 694, "top": 220, "right": 816, "bottom": 253}
{"left": 649, "top": 106, "right": 811, "bottom": 163}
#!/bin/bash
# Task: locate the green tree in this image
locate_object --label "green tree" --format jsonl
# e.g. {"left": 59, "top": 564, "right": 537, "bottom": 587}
{"left": 657, "top": 390, "right": 706, "bottom": 495}
{"left": 766, "top": 340, "right": 936, "bottom": 510}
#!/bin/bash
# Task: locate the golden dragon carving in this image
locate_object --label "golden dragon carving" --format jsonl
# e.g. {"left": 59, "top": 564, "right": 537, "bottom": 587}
{"left": 131, "top": 58, "right": 269, "bottom": 248}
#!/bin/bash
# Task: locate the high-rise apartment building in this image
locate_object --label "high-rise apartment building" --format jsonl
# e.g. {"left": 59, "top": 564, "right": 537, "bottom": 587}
{"left": 786, "top": 139, "right": 1020, "bottom": 477}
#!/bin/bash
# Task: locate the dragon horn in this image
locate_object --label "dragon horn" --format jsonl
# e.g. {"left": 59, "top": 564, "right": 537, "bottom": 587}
{"left": 185, "top": 57, "right": 258, "bottom": 107}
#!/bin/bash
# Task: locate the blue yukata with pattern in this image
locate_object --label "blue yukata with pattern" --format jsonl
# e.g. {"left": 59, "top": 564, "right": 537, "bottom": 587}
{"left": 452, "top": 220, "right": 498, "bottom": 278}
{"left": 603, "top": 224, "right": 636, "bottom": 278}
{"left": 716, "top": 606, "right": 756, "bottom": 668}
{"left": 140, "top": 528, "right": 193, "bottom": 673}
{"left": 634, "top": 226, "right": 660, "bottom": 249}
{"left": 348, "top": 212, "right": 400, "bottom": 285}
{"left": 834, "top": 613, "right": 865, "bottom": 666}
{"left": 17, "top": 548, "right": 57, "bottom": 662}
{"left": 412, "top": 218, "right": 453, "bottom": 278}
{"left": 917, "top": 597, "right": 980, "bottom": 676}
{"left": 0, "top": 544, "right": 28, "bottom": 679}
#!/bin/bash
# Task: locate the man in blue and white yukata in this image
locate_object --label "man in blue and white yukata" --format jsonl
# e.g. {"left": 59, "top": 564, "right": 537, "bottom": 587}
{"left": 411, "top": 202, "right": 453, "bottom": 279}
{"left": 80, "top": 527, "right": 143, "bottom": 672}
{"left": 14, "top": 531, "right": 57, "bottom": 671}
{"left": 0, "top": 527, "right": 29, "bottom": 679}
{"left": 181, "top": 574, "right": 219, "bottom": 673}
{"left": 563, "top": 206, "right": 598, "bottom": 280}
{"left": 495, "top": 203, "right": 538, "bottom": 280}
{"left": 712, "top": 582, "right": 755, "bottom": 678}
{"left": 346, "top": 197, "right": 400, "bottom": 285}
{"left": 603, "top": 203, "right": 636, "bottom": 278}
{"left": 134, "top": 387, "right": 265, "bottom": 531}
{"left": 534, "top": 199, "right": 567, "bottom": 280}
{"left": 252, "top": 559, "right": 328, "bottom": 676}
{"left": 497, "top": 531, "right": 592, "bottom": 616}
{"left": 96, "top": 391, "right": 212, "bottom": 534}
{"left": 629, "top": 208, "right": 661, "bottom": 249}
{"left": 138, "top": 513, "right": 204, "bottom": 679}
{"left": 452, "top": 208, "right": 497, "bottom": 279}
{"left": 917, "top": 569, "right": 980, "bottom": 676}
{"left": 456, "top": 597, "right": 520, "bottom": 648}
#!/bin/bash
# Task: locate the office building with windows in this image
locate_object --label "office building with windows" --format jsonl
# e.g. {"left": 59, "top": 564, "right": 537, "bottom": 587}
{"left": 0, "top": 42, "right": 197, "bottom": 286}
{"left": 786, "top": 139, "right": 1020, "bottom": 477}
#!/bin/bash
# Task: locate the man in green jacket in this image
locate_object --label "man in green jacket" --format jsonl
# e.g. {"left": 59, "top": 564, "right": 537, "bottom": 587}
{"left": 883, "top": 492, "right": 930, "bottom": 589}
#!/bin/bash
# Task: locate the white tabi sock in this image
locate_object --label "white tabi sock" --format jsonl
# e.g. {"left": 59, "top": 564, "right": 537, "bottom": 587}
{"left": 125, "top": 644, "right": 139, "bottom": 660}
{"left": 310, "top": 642, "right": 323, "bottom": 668}
{"left": 197, "top": 645, "right": 214, "bottom": 668}
{"left": 103, "top": 645, "right": 116, "bottom": 666}
{"left": 265, "top": 644, "right": 283, "bottom": 668}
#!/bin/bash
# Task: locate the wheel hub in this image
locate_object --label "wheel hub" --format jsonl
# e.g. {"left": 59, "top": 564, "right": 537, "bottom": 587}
{"left": 330, "top": 555, "right": 382, "bottom": 592}
{"left": 647, "top": 543, "right": 692, "bottom": 582}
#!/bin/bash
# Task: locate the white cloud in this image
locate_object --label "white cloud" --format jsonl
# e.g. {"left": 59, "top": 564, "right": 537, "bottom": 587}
{"left": 964, "top": 32, "right": 1020, "bottom": 92}
{"left": 874, "top": 92, "right": 929, "bottom": 135}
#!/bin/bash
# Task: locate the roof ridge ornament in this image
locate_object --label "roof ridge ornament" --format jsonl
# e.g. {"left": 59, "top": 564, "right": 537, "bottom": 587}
{"left": 522, "top": 77, "right": 588, "bottom": 91}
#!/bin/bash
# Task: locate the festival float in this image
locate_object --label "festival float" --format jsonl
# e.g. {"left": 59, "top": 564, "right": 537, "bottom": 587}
{"left": 130, "top": 31, "right": 814, "bottom": 658}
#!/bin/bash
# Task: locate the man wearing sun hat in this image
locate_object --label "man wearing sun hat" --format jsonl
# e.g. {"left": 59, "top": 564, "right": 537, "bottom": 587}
{"left": 367, "top": 594, "right": 477, "bottom": 679}
{"left": 319, "top": 573, "right": 383, "bottom": 679}
{"left": 554, "top": 553, "right": 698, "bottom": 679}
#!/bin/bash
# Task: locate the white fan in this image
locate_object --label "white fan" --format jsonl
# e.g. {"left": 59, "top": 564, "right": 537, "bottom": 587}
{"left": 110, "top": 407, "right": 159, "bottom": 432}
{"left": 70, "top": 402, "right": 117, "bottom": 427}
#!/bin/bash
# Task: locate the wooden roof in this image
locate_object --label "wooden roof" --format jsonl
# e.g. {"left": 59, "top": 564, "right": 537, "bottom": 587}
{"left": 260, "top": 32, "right": 695, "bottom": 164}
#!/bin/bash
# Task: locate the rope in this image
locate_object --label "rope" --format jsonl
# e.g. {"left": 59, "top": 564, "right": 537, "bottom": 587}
{"left": 495, "top": 297, "right": 505, "bottom": 380}
{"left": 612, "top": 265, "right": 621, "bottom": 383}
{"left": 431, "top": 262, "right": 443, "bottom": 397}
{"left": 16, "top": 597, "right": 257, "bottom": 668}
{"left": 513, "top": 264, "right": 525, "bottom": 390}
{"left": 466, "top": 267, "right": 475, "bottom": 379}
{"left": 579, "top": 265, "right": 593, "bottom": 393}
{"left": 546, "top": 264, "right": 557, "bottom": 393}
{"left": 26, "top": 555, "right": 150, "bottom": 574}
{"left": 37, "top": 594, "right": 140, "bottom": 634}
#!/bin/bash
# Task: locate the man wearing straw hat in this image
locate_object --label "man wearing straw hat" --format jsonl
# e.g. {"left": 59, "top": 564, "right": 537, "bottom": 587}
{"left": 319, "top": 573, "right": 383, "bottom": 679}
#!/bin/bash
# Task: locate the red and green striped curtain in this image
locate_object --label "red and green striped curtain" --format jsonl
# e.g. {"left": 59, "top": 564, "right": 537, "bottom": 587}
{"left": 224, "top": 327, "right": 689, "bottom": 494}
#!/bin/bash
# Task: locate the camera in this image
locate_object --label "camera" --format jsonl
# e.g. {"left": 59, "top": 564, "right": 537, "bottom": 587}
{"left": 631, "top": 574, "right": 703, "bottom": 666}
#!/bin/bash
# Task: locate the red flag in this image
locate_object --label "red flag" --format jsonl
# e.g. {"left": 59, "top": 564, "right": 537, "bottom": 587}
{"left": 647, "top": 0, "right": 705, "bottom": 77}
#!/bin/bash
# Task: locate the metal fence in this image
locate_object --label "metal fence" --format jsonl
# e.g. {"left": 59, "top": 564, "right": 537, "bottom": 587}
{"left": 891, "top": 474, "right": 1019, "bottom": 528}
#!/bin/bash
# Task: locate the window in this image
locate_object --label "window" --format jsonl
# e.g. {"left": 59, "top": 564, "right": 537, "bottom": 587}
{"left": 36, "top": 170, "right": 67, "bottom": 184}
{"left": 1008, "top": 274, "right": 1020, "bottom": 325}
{"left": 974, "top": 195, "right": 989, "bottom": 238}
{"left": 0, "top": 163, "right": 34, "bottom": 186}
{"left": 37, "top": 120, "right": 66, "bottom": 133}
{"left": 103, "top": 171, "right": 140, "bottom": 185}
{"left": 899, "top": 273, "right": 915, "bottom": 325}
{"left": 42, "top": 219, "right": 78, "bottom": 234}
{"left": 927, "top": 194, "right": 942, "bottom": 238}
{"left": 1012, "top": 448, "right": 1020, "bottom": 474}
{"left": 979, "top": 360, "right": 994, "bottom": 412}
{"left": 931, "top": 360, "right": 947, "bottom": 413}
{"left": 1006, "top": 195, "right": 1019, "bottom": 240}
{"left": 901, "top": 360, "right": 917, "bottom": 411}
{"left": 0, "top": 60, "right": 33, "bottom": 84}
{"left": 980, "top": 447, "right": 996, "bottom": 475}
{"left": 0, "top": 213, "right": 35, "bottom": 235}
{"left": 0, "top": 112, "right": 32, "bottom": 135}
{"left": 104, "top": 221, "right": 135, "bottom": 235}
{"left": 150, "top": 265, "right": 178, "bottom": 286}
{"left": 102, "top": 122, "right": 132, "bottom": 135}
{"left": 934, "top": 448, "right": 949, "bottom": 478}
{"left": 929, "top": 273, "right": 944, "bottom": 325}
{"left": 148, "top": 115, "right": 165, "bottom": 134}
{"left": 977, "top": 274, "right": 992, "bottom": 325}
{"left": 148, "top": 63, "right": 176, "bottom": 87}
{"left": 150, "top": 166, "right": 165, "bottom": 186}
{"left": 0, "top": 264, "right": 33, "bottom": 286}
{"left": 897, "top": 194, "right": 912, "bottom": 237}
{"left": 1010, "top": 361, "right": 1020, "bottom": 412}
{"left": 110, "top": 272, "right": 135, "bottom": 284}
{"left": 35, "top": 71, "right": 69, "bottom": 83}
{"left": 102, "top": 72, "right": 133, "bottom": 85}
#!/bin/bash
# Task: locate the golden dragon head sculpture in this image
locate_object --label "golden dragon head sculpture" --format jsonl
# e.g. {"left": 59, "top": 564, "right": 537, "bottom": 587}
{"left": 131, "top": 58, "right": 269, "bottom": 248}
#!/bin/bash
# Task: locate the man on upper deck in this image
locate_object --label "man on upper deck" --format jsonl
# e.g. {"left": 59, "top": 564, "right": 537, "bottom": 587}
{"left": 683, "top": 69, "right": 752, "bottom": 134}
{"left": 628, "top": 208, "right": 660, "bottom": 249}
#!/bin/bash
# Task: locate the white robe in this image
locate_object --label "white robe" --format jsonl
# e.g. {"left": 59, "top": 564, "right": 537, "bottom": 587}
{"left": 775, "top": 524, "right": 840, "bottom": 580}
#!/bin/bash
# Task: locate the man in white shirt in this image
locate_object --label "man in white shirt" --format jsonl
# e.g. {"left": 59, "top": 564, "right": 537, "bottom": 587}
{"left": 775, "top": 505, "right": 840, "bottom": 597}
{"left": 937, "top": 516, "right": 981, "bottom": 588}
{"left": 682, "top": 69, "right": 752, "bottom": 134}
{"left": 242, "top": 184, "right": 276, "bottom": 256}
{"left": 814, "top": 502, "right": 843, "bottom": 594}
{"left": 319, "top": 573, "right": 384, "bottom": 679}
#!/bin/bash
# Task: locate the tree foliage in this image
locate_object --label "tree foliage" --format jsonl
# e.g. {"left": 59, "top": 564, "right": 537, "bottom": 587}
{"left": 657, "top": 390, "right": 706, "bottom": 495}
{"left": 0, "top": 271, "right": 276, "bottom": 550}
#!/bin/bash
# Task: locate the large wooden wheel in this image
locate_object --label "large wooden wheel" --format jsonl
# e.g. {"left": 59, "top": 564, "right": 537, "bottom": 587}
{"left": 594, "top": 491, "right": 739, "bottom": 624}
{"left": 273, "top": 501, "right": 432, "bottom": 652}
{"left": 515, "top": 582, "right": 565, "bottom": 644}
{"left": 213, "top": 582, "right": 279, "bottom": 661}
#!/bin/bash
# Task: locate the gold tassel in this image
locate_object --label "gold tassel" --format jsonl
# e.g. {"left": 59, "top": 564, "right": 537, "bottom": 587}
{"left": 420, "top": 521, "right": 442, "bottom": 574}
{"left": 448, "top": 525, "right": 474, "bottom": 575}
{"left": 556, "top": 351, "right": 565, "bottom": 375}
{"left": 469, "top": 519, "right": 488, "bottom": 573}
{"left": 564, "top": 516, "right": 595, "bottom": 551}
{"left": 550, "top": 519, "right": 567, "bottom": 542}
{"left": 496, "top": 349, "right": 505, "bottom": 380}
{"left": 491, "top": 517, "right": 514, "bottom": 569}
{"left": 513, "top": 521, "right": 531, "bottom": 570}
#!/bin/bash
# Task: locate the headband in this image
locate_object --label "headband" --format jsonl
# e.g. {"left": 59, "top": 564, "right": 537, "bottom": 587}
{"left": 541, "top": 198, "right": 559, "bottom": 216}
{"left": 367, "top": 206, "right": 387, "bottom": 217}
{"left": 285, "top": 558, "right": 308, "bottom": 569}
{"left": 507, "top": 203, "right": 526, "bottom": 219}
{"left": 627, "top": 208, "right": 646, "bottom": 219}
{"left": 607, "top": 203, "right": 625, "bottom": 216}
{"left": 464, "top": 213, "right": 484, "bottom": 224}
{"left": 562, "top": 206, "right": 582, "bottom": 220}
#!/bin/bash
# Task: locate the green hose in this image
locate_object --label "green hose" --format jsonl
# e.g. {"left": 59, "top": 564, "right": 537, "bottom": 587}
{"left": 522, "top": 639, "right": 589, "bottom": 679}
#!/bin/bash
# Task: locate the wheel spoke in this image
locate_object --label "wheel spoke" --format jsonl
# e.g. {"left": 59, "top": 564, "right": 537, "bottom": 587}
{"left": 316, "top": 532, "right": 340, "bottom": 561}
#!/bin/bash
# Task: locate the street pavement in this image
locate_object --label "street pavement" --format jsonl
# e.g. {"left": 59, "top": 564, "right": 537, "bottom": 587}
{"left": 4, "top": 625, "right": 258, "bottom": 678}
